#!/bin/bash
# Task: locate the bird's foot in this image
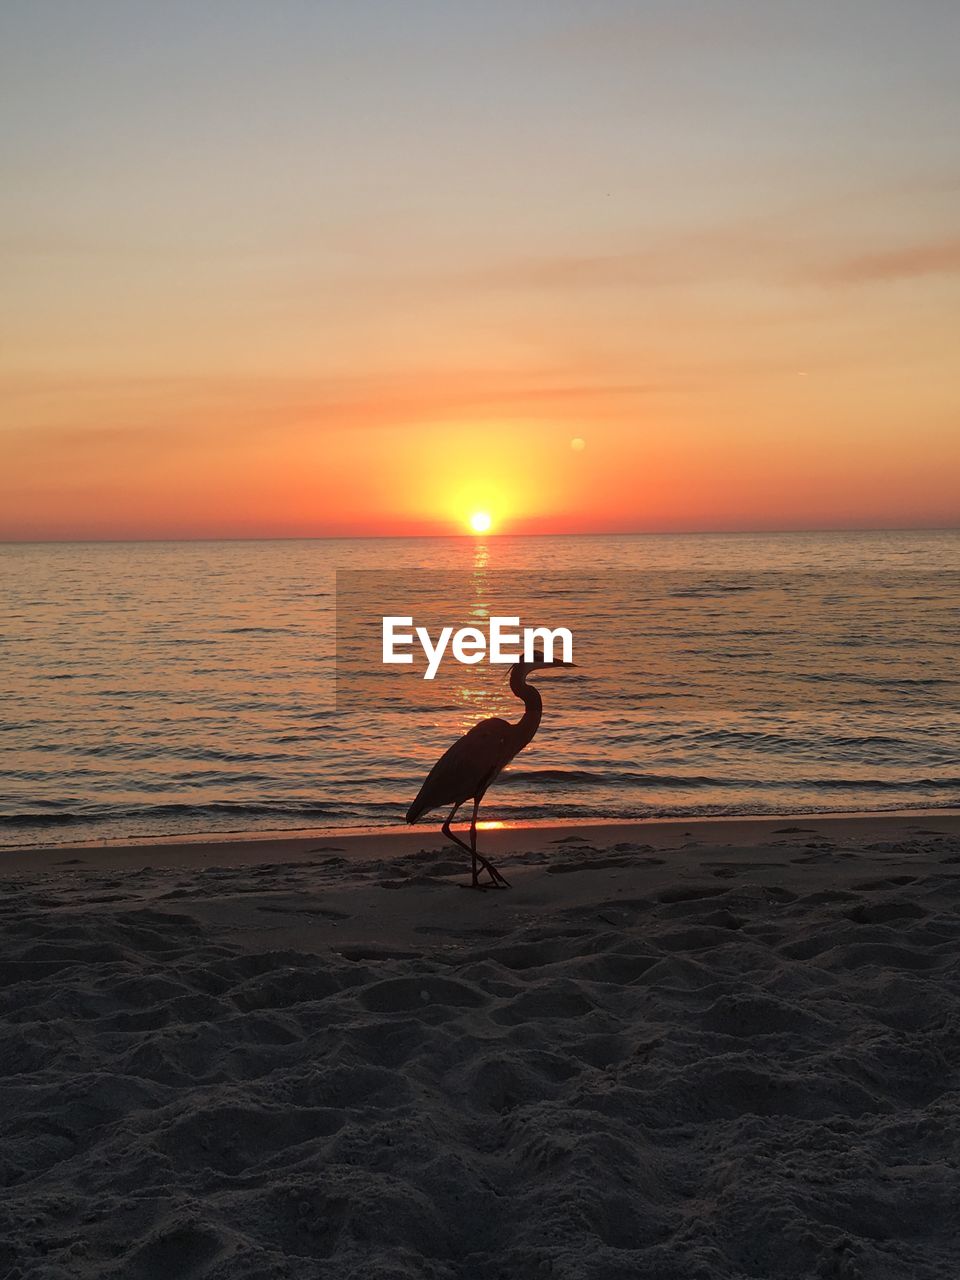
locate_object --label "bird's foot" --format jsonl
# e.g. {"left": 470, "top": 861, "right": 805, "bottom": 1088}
{"left": 478, "top": 857, "right": 510, "bottom": 888}
{"left": 459, "top": 872, "right": 508, "bottom": 891}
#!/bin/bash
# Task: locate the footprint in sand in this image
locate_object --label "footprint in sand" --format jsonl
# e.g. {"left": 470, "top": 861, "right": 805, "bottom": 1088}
{"left": 657, "top": 885, "right": 730, "bottom": 904}
{"left": 843, "top": 900, "right": 927, "bottom": 925}
{"left": 548, "top": 856, "right": 638, "bottom": 875}
{"left": 851, "top": 875, "right": 917, "bottom": 890}
{"left": 358, "top": 974, "right": 484, "bottom": 1012}
{"left": 257, "top": 903, "right": 350, "bottom": 921}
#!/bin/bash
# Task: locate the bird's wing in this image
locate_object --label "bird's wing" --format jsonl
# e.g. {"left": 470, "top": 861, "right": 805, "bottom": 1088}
{"left": 406, "top": 717, "right": 513, "bottom": 822}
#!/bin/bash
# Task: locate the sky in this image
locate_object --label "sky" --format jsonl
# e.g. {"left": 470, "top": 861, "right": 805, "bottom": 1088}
{"left": 2, "top": 0, "right": 959, "bottom": 539}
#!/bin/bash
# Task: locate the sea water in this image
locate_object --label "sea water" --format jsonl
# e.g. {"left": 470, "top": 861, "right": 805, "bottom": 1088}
{"left": 1, "top": 531, "right": 957, "bottom": 847}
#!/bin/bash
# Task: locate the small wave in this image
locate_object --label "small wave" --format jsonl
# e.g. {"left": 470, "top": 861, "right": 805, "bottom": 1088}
{"left": 500, "top": 769, "right": 960, "bottom": 793}
{"left": 502, "top": 768, "right": 723, "bottom": 788}
{"left": 798, "top": 672, "right": 954, "bottom": 688}
{"left": 0, "top": 800, "right": 338, "bottom": 828}
{"left": 669, "top": 583, "right": 756, "bottom": 598}
{"left": 223, "top": 626, "right": 295, "bottom": 635}
{"left": 800, "top": 776, "right": 960, "bottom": 791}
{"left": 0, "top": 811, "right": 92, "bottom": 827}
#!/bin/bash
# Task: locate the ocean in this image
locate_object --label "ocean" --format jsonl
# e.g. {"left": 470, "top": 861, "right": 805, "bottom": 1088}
{"left": 1, "top": 531, "right": 957, "bottom": 847}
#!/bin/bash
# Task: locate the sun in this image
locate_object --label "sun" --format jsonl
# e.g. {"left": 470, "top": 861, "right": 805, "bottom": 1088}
{"left": 468, "top": 511, "right": 493, "bottom": 534}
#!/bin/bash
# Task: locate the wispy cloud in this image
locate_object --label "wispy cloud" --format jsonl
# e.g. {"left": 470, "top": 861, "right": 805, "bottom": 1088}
{"left": 0, "top": 365, "right": 678, "bottom": 441}
{"left": 816, "top": 237, "right": 960, "bottom": 284}
{"left": 467, "top": 226, "right": 787, "bottom": 293}
{"left": 470, "top": 225, "right": 960, "bottom": 295}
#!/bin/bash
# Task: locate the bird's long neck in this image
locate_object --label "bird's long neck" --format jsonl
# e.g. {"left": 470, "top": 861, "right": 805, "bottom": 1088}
{"left": 509, "top": 663, "right": 542, "bottom": 749}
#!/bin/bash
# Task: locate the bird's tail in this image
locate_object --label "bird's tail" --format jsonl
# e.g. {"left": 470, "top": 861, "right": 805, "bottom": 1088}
{"left": 405, "top": 797, "right": 427, "bottom": 825}
{"left": 405, "top": 783, "right": 432, "bottom": 825}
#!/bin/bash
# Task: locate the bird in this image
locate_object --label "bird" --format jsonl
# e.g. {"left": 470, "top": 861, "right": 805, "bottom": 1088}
{"left": 405, "top": 649, "right": 575, "bottom": 889}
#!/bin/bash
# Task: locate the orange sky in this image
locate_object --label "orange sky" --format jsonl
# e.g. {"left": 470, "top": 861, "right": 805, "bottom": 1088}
{"left": 2, "top": 4, "right": 959, "bottom": 540}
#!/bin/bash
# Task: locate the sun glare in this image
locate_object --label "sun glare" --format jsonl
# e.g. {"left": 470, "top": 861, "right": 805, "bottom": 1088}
{"left": 469, "top": 511, "right": 493, "bottom": 534}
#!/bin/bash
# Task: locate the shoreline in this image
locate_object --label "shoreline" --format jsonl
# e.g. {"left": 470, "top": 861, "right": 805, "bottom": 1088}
{"left": 2, "top": 807, "right": 959, "bottom": 876}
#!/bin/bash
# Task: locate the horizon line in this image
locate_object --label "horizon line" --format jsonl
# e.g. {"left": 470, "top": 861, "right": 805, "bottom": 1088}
{"left": 2, "top": 523, "right": 959, "bottom": 547}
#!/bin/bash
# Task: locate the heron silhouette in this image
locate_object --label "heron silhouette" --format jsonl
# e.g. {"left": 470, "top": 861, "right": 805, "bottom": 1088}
{"left": 405, "top": 649, "right": 575, "bottom": 888}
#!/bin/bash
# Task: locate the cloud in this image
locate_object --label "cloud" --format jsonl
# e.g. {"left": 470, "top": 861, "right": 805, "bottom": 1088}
{"left": 485, "top": 250, "right": 674, "bottom": 290}
{"left": 0, "top": 365, "right": 676, "bottom": 444}
{"left": 816, "top": 237, "right": 960, "bottom": 284}
{"left": 468, "top": 226, "right": 785, "bottom": 293}
{"left": 481, "top": 227, "right": 960, "bottom": 296}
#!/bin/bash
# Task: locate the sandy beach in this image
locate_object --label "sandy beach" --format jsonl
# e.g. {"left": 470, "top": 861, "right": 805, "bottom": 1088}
{"left": 2, "top": 812, "right": 959, "bottom": 1278}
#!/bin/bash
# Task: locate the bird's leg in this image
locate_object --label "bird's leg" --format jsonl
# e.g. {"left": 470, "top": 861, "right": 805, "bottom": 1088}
{"left": 442, "top": 802, "right": 482, "bottom": 889}
{"left": 471, "top": 798, "right": 510, "bottom": 889}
